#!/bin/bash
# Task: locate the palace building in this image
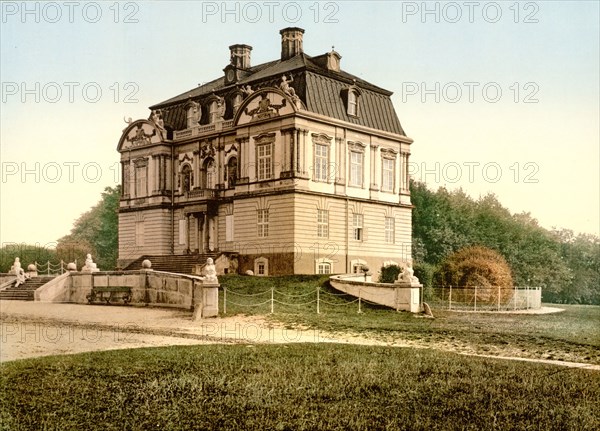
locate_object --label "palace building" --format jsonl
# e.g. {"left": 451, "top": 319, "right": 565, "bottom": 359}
{"left": 117, "top": 27, "right": 414, "bottom": 277}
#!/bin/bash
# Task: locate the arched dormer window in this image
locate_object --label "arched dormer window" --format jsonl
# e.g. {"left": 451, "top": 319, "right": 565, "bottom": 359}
{"left": 341, "top": 85, "right": 362, "bottom": 117}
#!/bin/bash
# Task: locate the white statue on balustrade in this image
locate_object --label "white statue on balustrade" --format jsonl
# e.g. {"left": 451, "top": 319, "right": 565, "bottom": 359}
{"left": 10, "top": 257, "right": 28, "bottom": 287}
{"left": 396, "top": 260, "right": 420, "bottom": 286}
{"left": 81, "top": 254, "right": 100, "bottom": 273}
{"left": 202, "top": 258, "right": 218, "bottom": 284}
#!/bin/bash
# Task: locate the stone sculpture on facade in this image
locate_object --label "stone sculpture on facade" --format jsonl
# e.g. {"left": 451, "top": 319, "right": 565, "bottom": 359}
{"left": 81, "top": 254, "right": 99, "bottom": 272}
{"left": 151, "top": 109, "right": 166, "bottom": 138}
{"left": 280, "top": 74, "right": 302, "bottom": 108}
{"left": 240, "top": 85, "right": 254, "bottom": 98}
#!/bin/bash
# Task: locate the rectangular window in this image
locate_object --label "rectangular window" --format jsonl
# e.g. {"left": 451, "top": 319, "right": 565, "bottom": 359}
{"left": 350, "top": 151, "right": 363, "bottom": 187}
{"left": 257, "top": 263, "right": 265, "bottom": 275}
{"left": 135, "top": 166, "right": 147, "bottom": 197}
{"left": 385, "top": 217, "right": 395, "bottom": 244}
{"left": 318, "top": 262, "right": 331, "bottom": 274}
{"left": 257, "top": 144, "right": 272, "bottom": 181}
{"left": 382, "top": 158, "right": 395, "bottom": 192}
{"left": 314, "top": 144, "right": 329, "bottom": 182}
{"left": 353, "top": 213, "right": 363, "bottom": 241}
{"left": 348, "top": 91, "right": 358, "bottom": 116}
{"left": 317, "top": 209, "right": 329, "bottom": 238}
{"left": 257, "top": 209, "right": 269, "bottom": 237}
{"left": 225, "top": 214, "right": 234, "bottom": 242}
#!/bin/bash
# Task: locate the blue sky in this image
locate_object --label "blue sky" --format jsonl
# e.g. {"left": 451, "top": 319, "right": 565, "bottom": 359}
{"left": 1, "top": 1, "right": 599, "bottom": 247}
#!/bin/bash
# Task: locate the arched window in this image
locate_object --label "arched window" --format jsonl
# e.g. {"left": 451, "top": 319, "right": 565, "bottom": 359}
{"left": 204, "top": 158, "right": 216, "bottom": 189}
{"left": 227, "top": 157, "right": 238, "bottom": 187}
{"left": 181, "top": 164, "right": 193, "bottom": 192}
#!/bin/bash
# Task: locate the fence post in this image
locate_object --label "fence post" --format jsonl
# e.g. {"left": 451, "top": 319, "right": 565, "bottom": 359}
{"left": 474, "top": 286, "right": 477, "bottom": 312}
{"left": 223, "top": 286, "right": 227, "bottom": 314}
{"left": 498, "top": 285, "right": 500, "bottom": 311}
{"left": 449, "top": 286, "right": 452, "bottom": 310}
{"left": 358, "top": 289, "right": 362, "bottom": 314}
{"left": 316, "top": 286, "right": 320, "bottom": 314}
{"left": 47, "top": 260, "right": 51, "bottom": 275}
{"left": 270, "top": 287, "right": 274, "bottom": 314}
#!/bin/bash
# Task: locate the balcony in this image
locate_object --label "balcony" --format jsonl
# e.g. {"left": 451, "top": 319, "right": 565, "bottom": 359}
{"left": 173, "top": 120, "right": 235, "bottom": 140}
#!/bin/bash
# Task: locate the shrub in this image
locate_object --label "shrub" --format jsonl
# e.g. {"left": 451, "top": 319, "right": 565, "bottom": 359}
{"left": 434, "top": 246, "right": 514, "bottom": 304}
{"left": 379, "top": 265, "right": 402, "bottom": 283}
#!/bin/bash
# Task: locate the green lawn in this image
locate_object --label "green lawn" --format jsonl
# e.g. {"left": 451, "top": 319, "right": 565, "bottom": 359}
{"left": 1, "top": 344, "right": 598, "bottom": 431}
{"left": 220, "top": 275, "right": 600, "bottom": 365}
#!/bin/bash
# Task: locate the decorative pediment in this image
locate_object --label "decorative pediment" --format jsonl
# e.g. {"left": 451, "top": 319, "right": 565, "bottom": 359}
{"left": 234, "top": 88, "right": 297, "bottom": 126}
{"left": 118, "top": 120, "right": 164, "bottom": 151}
{"left": 225, "top": 143, "right": 239, "bottom": 155}
{"left": 253, "top": 132, "right": 276, "bottom": 145}
{"left": 347, "top": 141, "right": 367, "bottom": 152}
{"left": 311, "top": 133, "right": 333, "bottom": 146}
{"left": 381, "top": 147, "right": 399, "bottom": 157}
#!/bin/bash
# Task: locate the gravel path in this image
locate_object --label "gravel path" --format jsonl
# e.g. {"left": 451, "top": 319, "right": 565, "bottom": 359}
{"left": 1, "top": 300, "right": 597, "bottom": 371}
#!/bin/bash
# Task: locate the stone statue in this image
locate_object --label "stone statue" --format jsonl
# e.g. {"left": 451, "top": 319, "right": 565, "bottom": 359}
{"left": 216, "top": 97, "right": 226, "bottom": 121}
{"left": 10, "top": 257, "right": 27, "bottom": 287}
{"left": 280, "top": 74, "right": 296, "bottom": 97}
{"left": 81, "top": 254, "right": 99, "bottom": 273}
{"left": 203, "top": 258, "right": 218, "bottom": 283}
{"left": 151, "top": 109, "right": 166, "bottom": 138}
{"left": 397, "top": 261, "right": 420, "bottom": 286}
{"left": 240, "top": 85, "right": 254, "bottom": 98}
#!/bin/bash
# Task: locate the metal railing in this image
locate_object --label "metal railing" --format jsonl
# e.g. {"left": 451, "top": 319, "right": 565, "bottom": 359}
{"left": 424, "top": 286, "right": 542, "bottom": 311}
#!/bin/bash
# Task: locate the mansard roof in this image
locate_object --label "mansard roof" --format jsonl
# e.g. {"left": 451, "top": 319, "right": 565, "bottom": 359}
{"left": 150, "top": 52, "right": 406, "bottom": 136}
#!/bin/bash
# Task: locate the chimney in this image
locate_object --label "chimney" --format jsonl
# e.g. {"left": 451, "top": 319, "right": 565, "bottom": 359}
{"left": 280, "top": 27, "right": 304, "bottom": 60}
{"left": 229, "top": 44, "right": 252, "bottom": 69}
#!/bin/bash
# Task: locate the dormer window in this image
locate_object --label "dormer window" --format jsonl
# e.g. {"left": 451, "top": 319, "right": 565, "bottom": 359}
{"left": 207, "top": 95, "right": 225, "bottom": 124}
{"left": 341, "top": 85, "right": 362, "bottom": 117}
{"left": 348, "top": 90, "right": 358, "bottom": 116}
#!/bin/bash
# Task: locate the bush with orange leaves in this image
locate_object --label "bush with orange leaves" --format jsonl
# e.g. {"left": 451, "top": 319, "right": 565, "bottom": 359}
{"left": 435, "top": 246, "right": 514, "bottom": 305}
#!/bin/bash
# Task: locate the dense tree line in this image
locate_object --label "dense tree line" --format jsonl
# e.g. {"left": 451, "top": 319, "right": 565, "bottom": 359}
{"left": 0, "top": 186, "right": 120, "bottom": 273}
{"left": 2, "top": 183, "right": 598, "bottom": 304}
{"left": 411, "top": 180, "right": 599, "bottom": 304}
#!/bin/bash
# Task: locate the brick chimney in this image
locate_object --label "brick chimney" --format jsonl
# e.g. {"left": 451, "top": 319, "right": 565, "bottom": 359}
{"left": 280, "top": 27, "right": 304, "bottom": 60}
{"left": 229, "top": 44, "right": 252, "bottom": 69}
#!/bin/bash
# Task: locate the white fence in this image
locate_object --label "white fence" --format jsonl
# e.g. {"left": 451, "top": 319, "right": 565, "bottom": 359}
{"left": 424, "top": 286, "right": 542, "bottom": 311}
{"left": 34, "top": 260, "right": 76, "bottom": 275}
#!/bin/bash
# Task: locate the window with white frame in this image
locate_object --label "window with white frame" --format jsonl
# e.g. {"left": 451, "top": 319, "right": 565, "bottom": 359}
{"left": 385, "top": 217, "right": 395, "bottom": 244}
{"left": 254, "top": 257, "right": 268, "bottom": 276}
{"left": 257, "top": 144, "right": 273, "bottom": 181}
{"left": 382, "top": 157, "right": 395, "bottom": 192}
{"left": 314, "top": 143, "right": 329, "bottom": 182}
{"left": 318, "top": 262, "right": 331, "bottom": 274}
{"left": 353, "top": 213, "right": 363, "bottom": 241}
{"left": 349, "top": 151, "right": 363, "bottom": 187}
{"left": 317, "top": 209, "right": 329, "bottom": 238}
{"left": 257, "top": 209, "right": 269, "bottom": 237}
{"left": 348, "top": 90, "right": 358, "bottom": 116}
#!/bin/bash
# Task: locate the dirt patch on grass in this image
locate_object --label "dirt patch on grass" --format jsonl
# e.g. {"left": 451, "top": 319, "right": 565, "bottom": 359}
{"left": 1, "top": 300, "right": 598, "bottom": 370}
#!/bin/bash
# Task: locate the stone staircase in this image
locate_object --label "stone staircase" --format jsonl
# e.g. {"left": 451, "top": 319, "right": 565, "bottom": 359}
{"left": 124, "top": 254, "right": 219, "bottom": 275}
{"left": 0, "top": 276, "right": 55, "bottom": 301}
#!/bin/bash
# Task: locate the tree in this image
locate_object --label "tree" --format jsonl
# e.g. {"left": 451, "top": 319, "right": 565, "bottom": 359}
{"left": 57, "top": 186, "right": 120, "bottom": 270}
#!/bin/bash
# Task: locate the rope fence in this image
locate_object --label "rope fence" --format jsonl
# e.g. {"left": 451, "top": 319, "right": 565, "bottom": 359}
{"left": 222, "top": 286, "right": 367, "bottom": 315}
{"left": 222, "top": 284, "right": 542, "bottom": 314}
{"left": 33, "top": 260, "right": 77, "bottom": 275}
